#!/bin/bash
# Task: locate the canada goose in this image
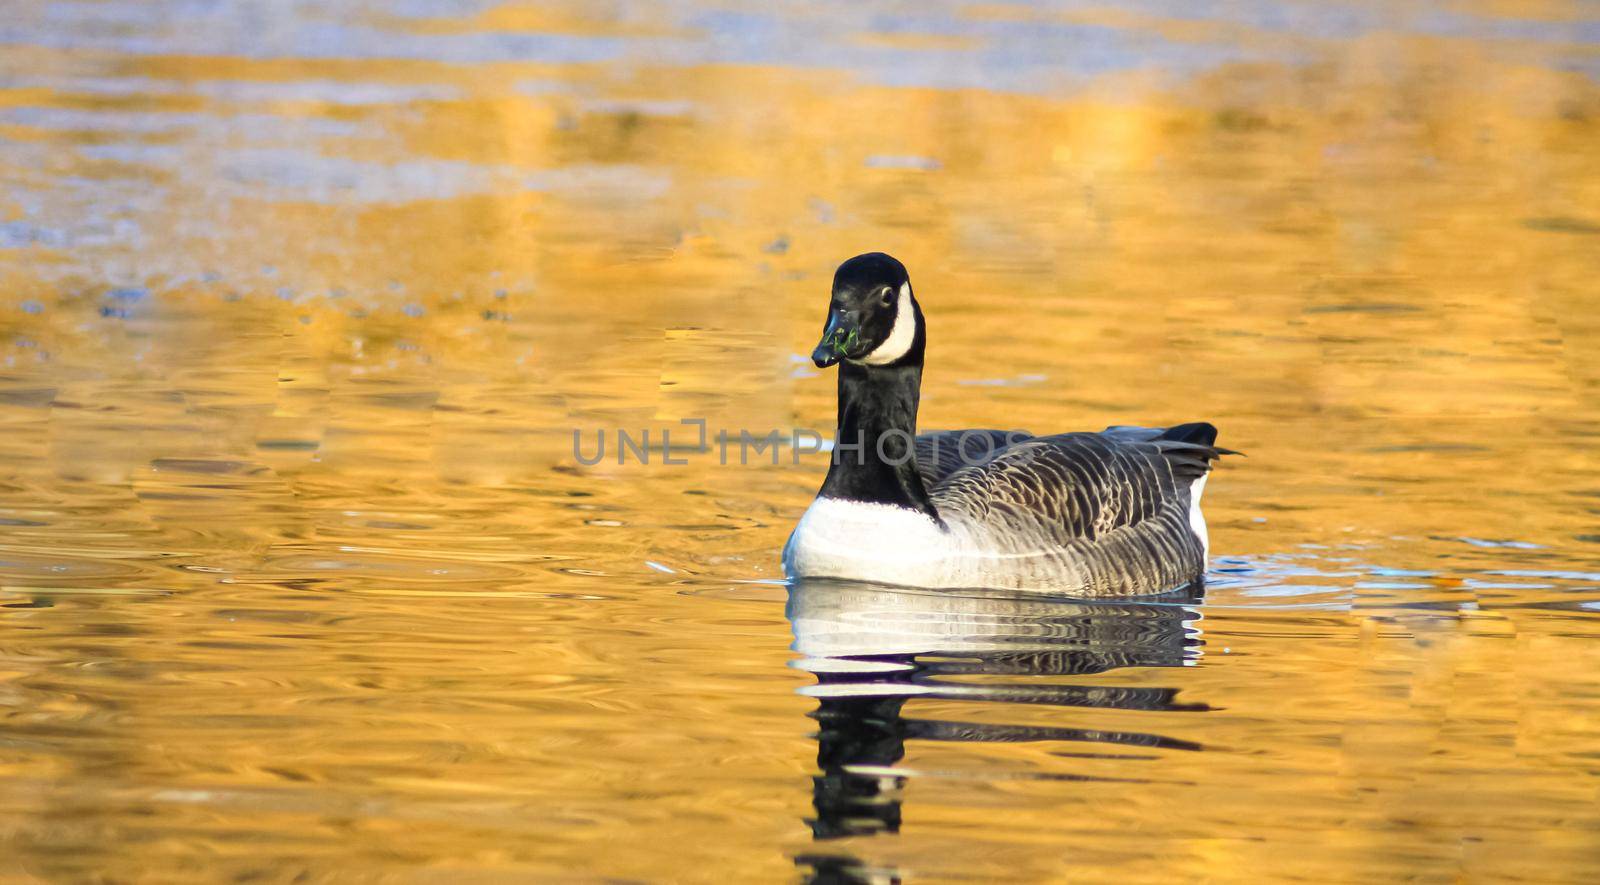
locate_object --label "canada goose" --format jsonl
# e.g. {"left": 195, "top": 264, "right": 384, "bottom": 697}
{"left": 783, "top": 252, "right": 1234, "bottom": 595}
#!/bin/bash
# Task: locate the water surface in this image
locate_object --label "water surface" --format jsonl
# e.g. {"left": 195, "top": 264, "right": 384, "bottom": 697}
{"left": 2, "top": 1, "right": 1600, "bottom": 881}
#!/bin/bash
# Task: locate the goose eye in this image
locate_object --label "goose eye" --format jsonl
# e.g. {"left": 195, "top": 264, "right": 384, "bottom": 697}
{"left": 878, "top": 286, "right": 894, "bottom": 307}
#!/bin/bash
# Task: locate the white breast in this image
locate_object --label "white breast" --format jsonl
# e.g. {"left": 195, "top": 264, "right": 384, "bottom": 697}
{"left": 783, "top": 497, "right": 954, "bottom": 586}
{"left": 784, "top": 497, "right": 1088, "bottom": 590}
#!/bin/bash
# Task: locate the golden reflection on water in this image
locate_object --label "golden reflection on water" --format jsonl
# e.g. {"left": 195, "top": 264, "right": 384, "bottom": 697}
{"left": 2, "top": 1, "right": 1600, "bottom": 881}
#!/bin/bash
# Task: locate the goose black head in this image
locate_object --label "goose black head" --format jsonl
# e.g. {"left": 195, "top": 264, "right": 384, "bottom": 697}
{"left": 811, "top": 252, "right": 922, "bottom": 369}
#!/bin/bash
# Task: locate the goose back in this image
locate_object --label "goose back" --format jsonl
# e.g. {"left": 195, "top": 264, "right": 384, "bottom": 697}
{"left": 914, "top": 429, "right": 1031, "bottom": 489}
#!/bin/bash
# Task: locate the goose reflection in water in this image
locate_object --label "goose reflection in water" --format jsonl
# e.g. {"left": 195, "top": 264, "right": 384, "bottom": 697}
{"left": 787, "top": 578, "right": 1209, "bottom": 880}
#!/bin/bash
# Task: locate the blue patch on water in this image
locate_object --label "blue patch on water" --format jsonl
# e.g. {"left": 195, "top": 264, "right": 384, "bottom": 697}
{"left": 1491, "top": 569, "right": 1600, "bottom": 583}
{"left": 1, "top": 0, "right": 1594, "bottom": 94}
{"left": 0, "top": 222, "right": 64, "bottom": 249}
{"left": 865, "top": 155, "right": 942, "bottom": 171}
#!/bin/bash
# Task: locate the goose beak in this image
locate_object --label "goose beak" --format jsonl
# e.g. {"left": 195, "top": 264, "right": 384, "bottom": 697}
{"left": 810, "top": 341, "right": 839, "bottom": 368}
{"left": 811, "top": 311, "right": 855, "bottom": 368}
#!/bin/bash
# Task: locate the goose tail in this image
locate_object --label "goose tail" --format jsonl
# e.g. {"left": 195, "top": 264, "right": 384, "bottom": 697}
{"left": 1158, "top": 422, "right": 1241, "bottom": 458}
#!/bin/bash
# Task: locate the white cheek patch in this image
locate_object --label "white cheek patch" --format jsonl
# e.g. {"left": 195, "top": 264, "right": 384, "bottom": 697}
{"left": 855, "top": 282, "right": 917, "bottom": 366}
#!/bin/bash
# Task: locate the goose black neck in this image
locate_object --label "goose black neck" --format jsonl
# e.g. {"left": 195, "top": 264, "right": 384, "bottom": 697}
{"left": 819, "top": 359, "right": 938, "bottom": 521}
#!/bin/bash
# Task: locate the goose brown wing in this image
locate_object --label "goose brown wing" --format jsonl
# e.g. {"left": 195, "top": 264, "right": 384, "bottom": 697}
{"left": 930, "top": 432, "right": 1228, "bottom": 594}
